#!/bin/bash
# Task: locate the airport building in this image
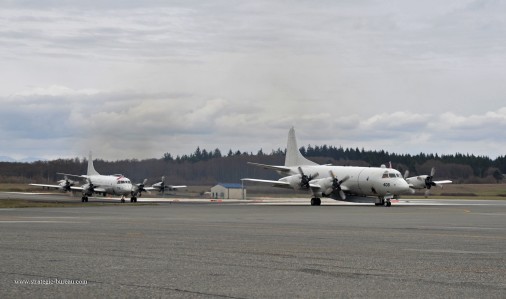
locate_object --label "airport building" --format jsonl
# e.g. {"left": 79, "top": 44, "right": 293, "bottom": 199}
{"left": 211, "top": 183, "right": 245, "bottom": 199}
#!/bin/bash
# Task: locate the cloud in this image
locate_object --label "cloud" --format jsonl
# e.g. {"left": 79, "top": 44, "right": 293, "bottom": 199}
{"left": 1, "top": 83, "right": 506, "bottom": 159}
{"left": 1, "top": 1, "right": 506, "bottom": 160}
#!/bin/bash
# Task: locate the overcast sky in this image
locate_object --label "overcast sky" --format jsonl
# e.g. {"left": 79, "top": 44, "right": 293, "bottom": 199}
{"left": 1, "top": 0, "right": 506, "bottom": 161}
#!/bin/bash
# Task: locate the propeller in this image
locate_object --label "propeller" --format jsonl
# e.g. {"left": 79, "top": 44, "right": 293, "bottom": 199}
{"left": 298, "top": 167, "right": 318, "bottom": 189}
{"left": 132, "top": 178, "right": 148, "bottom": 197}
{"left": 150, "top": 176, "right": 167, "bottom": 196}
{"left": 329, "top": 171, "right": 349, "bottom": 200}
{"left": 403, "top": 170, "right": 410, "bottom": 179}
{"left": 83, "top": 178, "right": 95, "bottom": 196}
{"left": 424, "top": 167, "right": 437, "bottom": 190}
{"left": 159, "top": 176, "right": 166, "bottom": 192}
{"left": 58, "top": 176, "right": 74, "bottom": 192}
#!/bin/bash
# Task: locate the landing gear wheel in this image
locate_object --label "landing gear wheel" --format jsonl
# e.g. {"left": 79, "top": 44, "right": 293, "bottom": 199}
{"left": 82, "top": 196, "right": 88, "bottom": 202}
{"left": 310, "top": 198, "right": 321, "bottom": 206}
{"left": 130, "top": 197, "right": 137, "bottom": 203}
{"left": 384, "top": 200, "right": 391, "bottom": 207}
{"left": 121, "top": 197, "right": 125, "bottom": 203}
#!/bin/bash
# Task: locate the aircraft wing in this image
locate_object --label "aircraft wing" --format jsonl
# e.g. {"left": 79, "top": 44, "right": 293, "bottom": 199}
{"left": 247, "top": 162, "right": 292, "bottom": 173}
{"left": 144, "top": 185, "right": 187, "bottom": 191}
{"left": 309, "top": 184, "right": 323, "bottom": 193}
{"left": 69, "top": 186, "right": 106, "bottom": 193}
{"left": 242, "top": 178, "right": 323, "bottom": 191}
{"left": 242, "top": 178, "right": 293, "bottom": 189}
{"left": 29, "top": 183, "right": 64, "bottom": 189}
{"left": 168, "top": 185, "right": 187, "bottom": 189}
{"left": 434, "top": 180, "right": 452, "bottom": 187}
{"left": 29, "top": 183, "right": 103, "bottom": 193}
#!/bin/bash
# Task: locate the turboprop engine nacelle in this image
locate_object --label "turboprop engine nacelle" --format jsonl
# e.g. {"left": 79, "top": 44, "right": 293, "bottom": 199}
{"left": 311, "top": 177, "right": 334, "bottom": 195}
{"left": 279, "top": 174, "right": 303, "bottom": 189}
{"left": 81, "top": 182, "right": 95, "bottom": 196}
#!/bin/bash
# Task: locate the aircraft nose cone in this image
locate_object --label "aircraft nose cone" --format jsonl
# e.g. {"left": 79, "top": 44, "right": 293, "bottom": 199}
{"left": 397, "top": 179, "right": 411, "bottom": 194}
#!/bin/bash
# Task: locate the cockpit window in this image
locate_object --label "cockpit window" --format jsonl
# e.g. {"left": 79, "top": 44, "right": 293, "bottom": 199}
{"left": 383, "top": 172, "right": 401, "bottom": 178}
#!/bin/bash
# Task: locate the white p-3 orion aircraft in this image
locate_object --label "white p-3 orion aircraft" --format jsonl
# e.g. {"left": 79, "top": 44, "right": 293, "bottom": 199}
{"left": 242, "top": 127, "right": 412, "bottom": 206}
{"left": 29, "top": 152, "right": 173, "bottom": 203}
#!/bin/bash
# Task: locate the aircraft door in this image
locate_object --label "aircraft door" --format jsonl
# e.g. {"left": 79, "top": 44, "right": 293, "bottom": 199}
{"left": 357, "top": 169, "right": 375, "bottom": 195}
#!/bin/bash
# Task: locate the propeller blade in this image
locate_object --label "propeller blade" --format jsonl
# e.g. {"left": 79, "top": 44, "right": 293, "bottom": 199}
{"left": 430, "top": 167, "right": 436, "bottom": 177}
{"left": 309, "top": 172, "right": 319, "bottom": 180}
{"left": 339, "top": 175, "right": 350, "bottom": 184}
{"left": 160, "top": 176, "right": 166, "bottom": 196}
{"left": 403, "top": 170, "right": 409, "bottom": 179}
{"left": 339, "top": 190, "right": 346, "bottom": 200}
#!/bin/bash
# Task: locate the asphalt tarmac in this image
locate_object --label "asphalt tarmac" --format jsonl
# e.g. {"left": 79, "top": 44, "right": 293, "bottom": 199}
{"left": 1, "top": 194, "right": 505, "bottom": 298}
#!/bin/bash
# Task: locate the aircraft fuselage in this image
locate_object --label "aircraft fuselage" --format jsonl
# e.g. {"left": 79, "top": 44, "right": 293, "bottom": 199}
{"left": 286, "top": 165, "right": 410, "bottom": 198}
{"left": 87, "top": 175, "right": 133, "bottom": 196}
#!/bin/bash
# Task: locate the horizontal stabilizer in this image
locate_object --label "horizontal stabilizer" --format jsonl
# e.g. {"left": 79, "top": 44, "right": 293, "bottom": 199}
{"left": 247, "top": 162, "right": 292, "bottom": 173}
{"left": 57, "top": 172, "right": 87, "bottom": 179}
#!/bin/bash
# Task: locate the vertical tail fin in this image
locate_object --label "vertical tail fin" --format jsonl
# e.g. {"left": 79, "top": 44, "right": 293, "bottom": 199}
{"left": 87, "top": 151, "right": 100, "bottom": 176}
{"left": 284, "top": 127, "right": 318, "bottom": 167}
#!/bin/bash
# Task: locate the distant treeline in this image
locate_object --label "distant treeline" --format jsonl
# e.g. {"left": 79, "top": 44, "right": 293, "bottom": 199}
{"left": 1, "top": 145, "right": 505, "bottom": 185}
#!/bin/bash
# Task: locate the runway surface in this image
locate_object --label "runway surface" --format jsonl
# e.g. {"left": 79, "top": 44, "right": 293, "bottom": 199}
{"left": 3, "top": 191, "right": 506, "bottom": 206}
{"left": 1, "top": 193, "right": 505, "bottom": 298}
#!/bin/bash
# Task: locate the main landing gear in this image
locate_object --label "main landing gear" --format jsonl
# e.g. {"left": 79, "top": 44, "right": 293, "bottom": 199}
{"left": 310, "top": 198, "right": 321, "bottom": 206}
{"left": 374, "top": 197, "right": 392, "bottom": 207}
{"left": 81, "top": 196, "right": 89, "bottom": 202}
{"left": 120, "top": 196, "right": 137, "bottom": 203}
